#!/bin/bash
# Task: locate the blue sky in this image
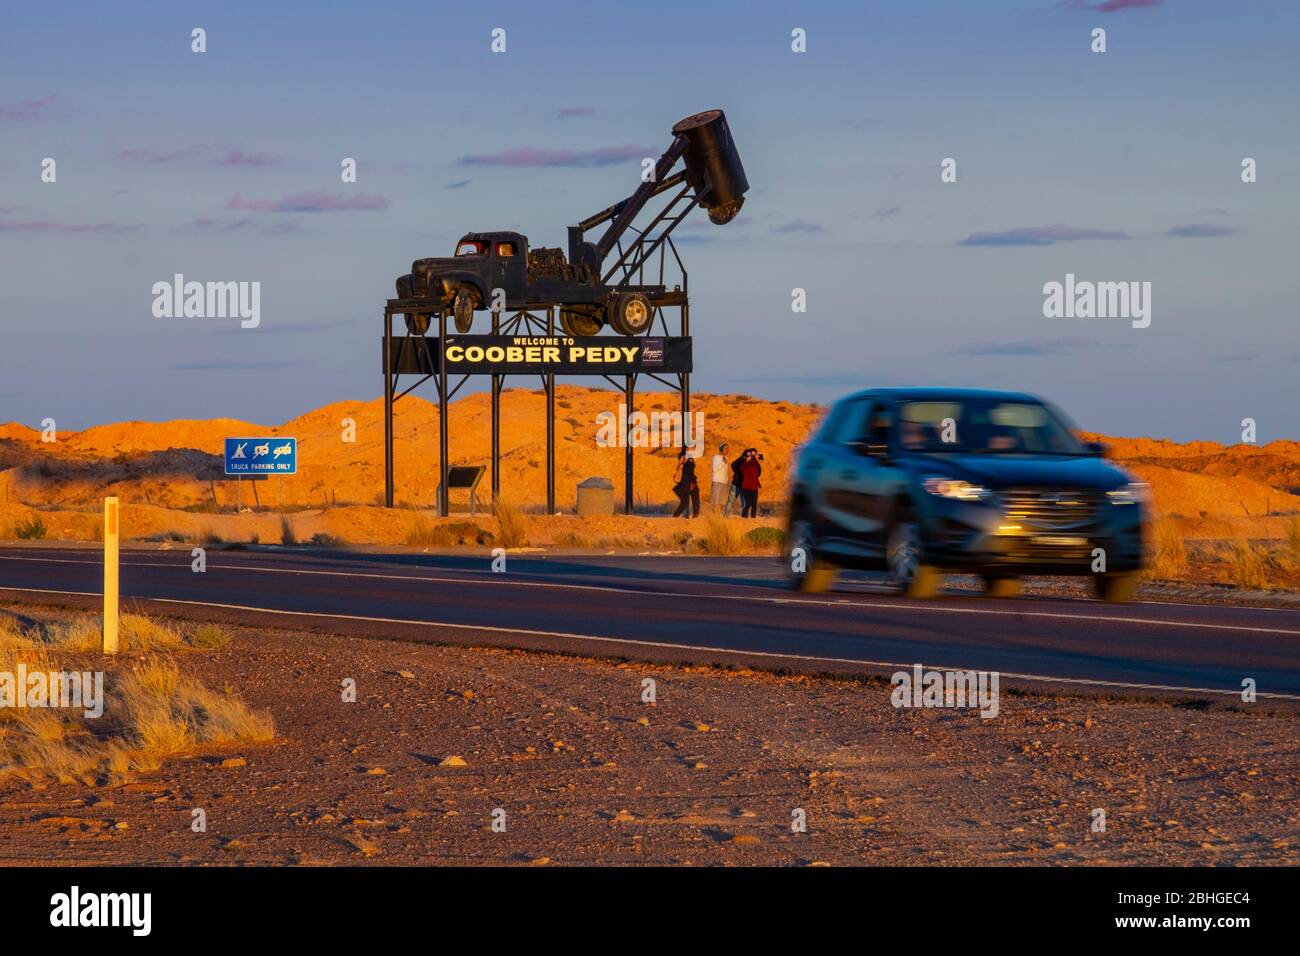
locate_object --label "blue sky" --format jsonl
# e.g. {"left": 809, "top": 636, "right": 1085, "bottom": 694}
{"left": 1, "top": 0, "right": 1297, "bottom": 440}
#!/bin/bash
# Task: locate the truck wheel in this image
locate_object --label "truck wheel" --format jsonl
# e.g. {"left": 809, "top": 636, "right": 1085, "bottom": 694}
{"left": 608, "top": 292, "right": 653, "bottom": 336}
{"left": 886, "top": 514, "right": 941, "bottom": 598}
{"left": 560, "top": 307, "right": 603, "bottom": 337}
{"left": 981, "top": 575, "right": 1021, "bottom": 598}
{"left": 1092, "top": 572, "right": 1140, "bottom": 603}
{"left": 786, "top": 514, "right": 837, "bottom": 593}
{"left": 452, "top": 290, "right": 477, "bottom": 333}
{"left": 404, "top": 313, "right": 431, "bottom": 336}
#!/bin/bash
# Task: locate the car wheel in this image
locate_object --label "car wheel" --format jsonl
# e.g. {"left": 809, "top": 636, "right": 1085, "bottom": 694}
{"left": 452, "top": 290, "right": 477, "bottom": 333}
{"left": 608, "top": 292, "right": 653, "bottom": 336}
{"left": 560, "top": 307, "right": 603, "bottom": 337}
{"left": 981, "top": 575, "right": 1021, "bottom": 598}
{"left": 786, "top": 514, "right": 838, "bottom": 593}
{"left": 1092, "top": 571, "right": 1139, "bottom": 603}
{"left": 887, "top": 517, "right": 940, "bottom": 598}
{"left": 404, "top": 313, "right": 430, "bottom": 336}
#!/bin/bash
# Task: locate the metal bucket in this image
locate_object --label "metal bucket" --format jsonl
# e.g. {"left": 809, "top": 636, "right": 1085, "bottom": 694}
{"left": 672, "top": 109, "right": 749, "bottom": 224}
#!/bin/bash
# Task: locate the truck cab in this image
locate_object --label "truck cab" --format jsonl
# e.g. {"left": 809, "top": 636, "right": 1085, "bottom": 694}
{"left": 400, "top": 231, "right": 529, "bottom": 333}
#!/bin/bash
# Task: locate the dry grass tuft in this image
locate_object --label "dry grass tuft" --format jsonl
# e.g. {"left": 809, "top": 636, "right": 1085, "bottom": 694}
{"left": 494, "top": 501, "right": 530, "bottom": 549}
{"left": 1147, "top": 517, "right": 1187, "bottom": 579}
{"left": 701, "top": 513, "right": 742, "bottom": 556}
{"left": 1225, "top": 540, "right": 1269, "bottom": 591}
{"left": 119, "top": 613, "right": 184, "bottom": 652}
{"left": 0, "top": 612, "right": 274, "bottom": 786}
{"left": 404, "top": 512, "right": 455, "bottom": 548}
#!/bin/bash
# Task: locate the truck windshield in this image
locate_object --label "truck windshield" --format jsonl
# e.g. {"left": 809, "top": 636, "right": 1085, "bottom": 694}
{"left": 455, "top": 240, "right": 486, "bottom": 256}
{"left": 898, "top": 399, "right": 1085, "bottom": 455}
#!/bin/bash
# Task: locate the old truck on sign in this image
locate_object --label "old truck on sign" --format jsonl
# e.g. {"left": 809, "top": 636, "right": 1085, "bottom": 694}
{"left": 394, "top": 109, "right": 749, "bottom": 338}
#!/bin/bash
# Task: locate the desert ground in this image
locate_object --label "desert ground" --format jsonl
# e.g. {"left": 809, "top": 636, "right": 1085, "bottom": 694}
{"left": 1, "top": 603, "right": 1296, "bottom": 867}
{"left": 2, "top": 386, "right": 1299, "bottom": 592}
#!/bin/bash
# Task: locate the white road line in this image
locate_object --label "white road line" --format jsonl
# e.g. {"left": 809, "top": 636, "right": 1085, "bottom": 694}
{"left": 2, "top": 552, "right": 1298, "bottom": 636}
{"left": 0, "top": 584, "right": 1294, "bottom": 701}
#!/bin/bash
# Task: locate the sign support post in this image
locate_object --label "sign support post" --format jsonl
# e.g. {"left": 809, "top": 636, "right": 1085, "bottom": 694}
{"left": 102, "top": 496, "right": 119, "bottom": 654}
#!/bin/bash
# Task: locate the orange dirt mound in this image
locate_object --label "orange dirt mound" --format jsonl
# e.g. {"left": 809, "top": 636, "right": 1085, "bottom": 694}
{"left": 2, "top": 389, "right": 1298, "bottom": 548}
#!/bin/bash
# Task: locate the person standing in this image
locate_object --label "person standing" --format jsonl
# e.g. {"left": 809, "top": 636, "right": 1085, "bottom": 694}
{"left": 672, "top": 450, "right": 700, "bottom": 518}
{"left": 738, "top": 447, "right": 763, "bottom": 518}
{"left": 711, "top": 442, "right": 731, "bottom": 513}
{"left": 727, "top": 448, "right": 745, "bottom": 516}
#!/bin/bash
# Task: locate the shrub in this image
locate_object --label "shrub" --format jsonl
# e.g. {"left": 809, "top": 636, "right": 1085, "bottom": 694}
{"left": 309, "top": 532, "right": 343, "bottom": 547}
{"left": 1288, "top": 517, "right": 1300, "bottom": 561}
{"left": 197, "top": 526, "right": 223, "bottom": 546}
{"left": 744, "top": 526, "right": 784, "bottom": 551}
{"left": 280, "top": 515, "right": 297, "bottom": 545}
{"left": 15, "top": 517, "right": 47, "bottom": 540}
{"left": 188, "top": 622, "right": 232, "bottom": 649}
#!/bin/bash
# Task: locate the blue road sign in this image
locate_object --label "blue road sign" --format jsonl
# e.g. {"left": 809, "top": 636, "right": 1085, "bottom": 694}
{"left": 225, "top": 437, "right": 297, "bottom": 475}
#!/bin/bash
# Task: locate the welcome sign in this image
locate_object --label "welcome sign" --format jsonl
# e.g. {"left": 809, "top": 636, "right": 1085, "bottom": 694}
{"left": 386, "top": 335, "right": 692, "bottom": 376}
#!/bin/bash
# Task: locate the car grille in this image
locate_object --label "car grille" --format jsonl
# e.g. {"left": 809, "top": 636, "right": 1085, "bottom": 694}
{"left": 999, "top": 488, "right": 1101, "bottom": 531}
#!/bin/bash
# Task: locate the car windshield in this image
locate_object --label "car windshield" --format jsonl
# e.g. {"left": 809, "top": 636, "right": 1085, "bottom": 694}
{"left": 898, "top": 399, "right": 1085, "bottom": 455}
{"left": 455, "top": 240, "right": 486, "bottom": 256}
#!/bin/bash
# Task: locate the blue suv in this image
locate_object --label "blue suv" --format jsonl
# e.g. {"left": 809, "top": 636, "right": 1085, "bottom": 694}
{"left": 785, "top": 388, "right": 1147, "bottom": 601}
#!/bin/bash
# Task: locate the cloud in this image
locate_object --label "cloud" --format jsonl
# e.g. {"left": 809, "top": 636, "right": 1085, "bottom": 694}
{"left": 867, "top": 205, "right": 902, "bottom": 222}
{"left": 119, "top": 145, "right": 278, "bottom": 166}
{"left": 168, "top": 360, "right": 309, "bottom": 371}
{"left": 118, "top": 146, "right": 209, "bottom": 164}
{"left": 958, "top": 224, "right": 1130, "bottom": 246}
{"left": 1165, "top": 222, "right": 1238, "bottom": 238}
{"left": 0, "top": 219, "right": 139, "bottom": 235}
{"left": 556, "top": 106, "right": 595, "bottom": 119}
{"left": 445, "top": 179, "right": 472, "bottom": 190}
{"left": 213, "top": 150, "right": 278, "bottom": 167}
{"left": 773, "top": 219, "right": 826, "bottom": 235}
{"left": 0, "top": 94, "right": 56, "bottom": 120}
{"left": 213, "top": 318, "right": 347, "bottom": 336}
{"left": 189, "top": 218, "right": 257, "bottom": 232}
{"left": 226, "top": 191, "right": 389, "bottom": 213}
{"left": 457, "top": 144, "right": 651, "bottom": 167}
{"left": 952, "top": 336, "right": 1109, "bottom": 357}
{"left": 188, "top": 217, "right": 302, "bottom": 236}
{"left": 1066, "top": 0, "right": 1162, "bottom": 11}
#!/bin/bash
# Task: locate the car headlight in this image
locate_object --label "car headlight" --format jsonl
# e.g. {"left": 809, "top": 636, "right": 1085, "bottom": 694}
{"left": 923, "top": 477, "right": 990, "bottom": 502}
{"left": 1106, "top": 481, "right": 1148, "bottom": 506}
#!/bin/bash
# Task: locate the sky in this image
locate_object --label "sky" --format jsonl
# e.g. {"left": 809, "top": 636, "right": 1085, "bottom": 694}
{"left": 1, "top": 0, "right": 1297, "bottom": 441}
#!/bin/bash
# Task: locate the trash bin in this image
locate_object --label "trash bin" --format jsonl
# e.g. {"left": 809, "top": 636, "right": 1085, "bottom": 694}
{"left": 576, "top": 476, "right": 615, "bottom": 516}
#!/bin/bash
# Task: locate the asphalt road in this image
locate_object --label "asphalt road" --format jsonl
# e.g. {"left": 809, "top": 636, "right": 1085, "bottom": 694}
{"left": 1, "top": 545, "right": 1298, "bottom": 701}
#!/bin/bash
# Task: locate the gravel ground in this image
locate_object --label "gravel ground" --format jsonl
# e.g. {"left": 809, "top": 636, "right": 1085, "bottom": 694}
{"left": 1, "top": 610, "right": 1296, "bottom": 866}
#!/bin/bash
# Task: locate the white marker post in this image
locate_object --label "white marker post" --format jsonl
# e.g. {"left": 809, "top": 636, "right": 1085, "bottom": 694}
{"left": 103, "top": 496, "right": 119, "bottom": 654}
